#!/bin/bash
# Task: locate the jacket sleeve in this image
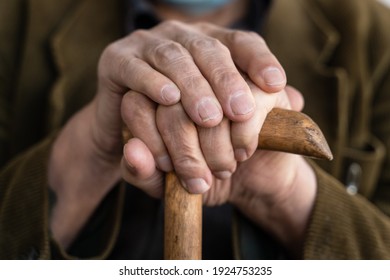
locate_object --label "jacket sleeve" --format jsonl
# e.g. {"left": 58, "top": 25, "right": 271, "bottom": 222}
{"left": 0, "top": 0, "right": 123, "bottom": 259}
{"left": 0, "top": 0, "right": 54, "bottom": 259}
{"left": 0, "top": 134, "right": 125, "bottom": 259}
{"left": 0, "top": 137, "right": 54, "bottom": 259}
{"left": 303, "top": 162, "right": 390, "bottom": 259}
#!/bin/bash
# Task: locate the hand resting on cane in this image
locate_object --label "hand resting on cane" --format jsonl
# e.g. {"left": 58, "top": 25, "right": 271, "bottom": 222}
{"left": 121, "top": 80, "right": 317, "bottom": 255}
{"left": 48, "top": 21, "right": 312, "bottom": 256}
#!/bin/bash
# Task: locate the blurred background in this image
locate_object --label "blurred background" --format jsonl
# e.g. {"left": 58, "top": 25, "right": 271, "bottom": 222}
{"left": 378, "top": 0, "right": 390, "bottom": 7}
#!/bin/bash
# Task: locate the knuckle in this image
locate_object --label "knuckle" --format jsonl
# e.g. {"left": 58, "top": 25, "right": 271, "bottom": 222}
{"left": 159, "top": 19, "right": 183, "bottom": 30}
{"left": 122, "top": 92, "right": 153, "bottom": 124}
{"left": 156, "top": 105, "right": 204, "bottom": 175}
{"left": 117, "top": 56, "right": 132, "bottom": 81}
{"left": 205, "top": 142, "right": 235, "bottom": 169}
{"left": 208, "top": 155, "right": 236, "bottom": 173}
{"left": 193, "top": 21, "right": 213, "bottom": 32}
{"left": 199, "top": 127, "right": 236, "bottom": 172}
{"left": 152, "top": 41, "right": 189, "bottom": 66}
{"left": 102, "top": 41, "right": 120, "bottom": 58}
{"left": 155, "top": 118, "right": 172, "bottom": 139}
{"left": 180, "top": 72, "right": 205, "bottom": 90}
{"left": 156, "top": 104, "right": 186, "bottom": 135}
{"left": 229, "top": 30, "right": 265, "bottom": 45}
{"left": 189, "top": 37, "right": 226, "bottom": 54}
{"left": 99, "top": 42, "right": 119, "bottom": 74}
{"left": 173, "top": 153, "right": 205, "bottom": 177}
{"left": 233, "top": 131, "right": 256, "bottom": 148}
{"left": 130, "top": 29, "right": 150, "bottom": 40}
{"left": 209, "top": 68, "right": 241, "bottom": 87}
{"left": 99, "top": 40, "right": 137, "bottom": 82}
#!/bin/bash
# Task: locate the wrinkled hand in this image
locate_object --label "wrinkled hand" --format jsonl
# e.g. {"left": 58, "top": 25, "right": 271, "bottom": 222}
{"left": 103, "top": 20, "right": 287, "bottom": 193}
{"left": 98, "top": 20, "right": 286, "bottom": 124}
{"left": 48, "top": 20, "right": 290, "bottom": 248}
{"left": 93, "top": 20, "right": 287, "bottom": 173}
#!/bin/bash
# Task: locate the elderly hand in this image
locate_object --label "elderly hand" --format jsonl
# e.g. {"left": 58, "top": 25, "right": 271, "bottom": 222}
{"left": 94, "top": 21, "right": 287, "bottom": 172}
{"left": 48, "top": 20, "right": 290, "bottom": 248}
{"left": 116, "top": 22, "right": 313, "bottom": 253}
{"left": 109, "top": 20, "right": 287, "bottom": 190}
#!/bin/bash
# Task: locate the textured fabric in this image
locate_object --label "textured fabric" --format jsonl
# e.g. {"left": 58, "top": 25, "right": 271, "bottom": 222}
{"left": 1, "top": 0, "right": 390, "bottom": 259}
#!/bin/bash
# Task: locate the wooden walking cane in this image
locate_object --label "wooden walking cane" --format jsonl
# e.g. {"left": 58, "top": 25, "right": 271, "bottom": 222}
{"left": 163, "top": 108, "right": 333, "bottom": 260}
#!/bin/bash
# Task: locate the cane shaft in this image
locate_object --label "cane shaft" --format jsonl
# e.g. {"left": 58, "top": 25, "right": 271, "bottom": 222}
{"left": 164, "top": 172, "right": 202, "bottom": 260}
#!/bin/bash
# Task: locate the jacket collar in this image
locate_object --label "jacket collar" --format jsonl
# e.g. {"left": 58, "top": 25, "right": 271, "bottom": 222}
{"left": 48, "top": 0, "right": 124, "bottom": 129}
{"left": 50, "top": 0, "right": 125, "bottom": 65}
{"left": 264, "top": 0, "right": 346, "bottom": 175}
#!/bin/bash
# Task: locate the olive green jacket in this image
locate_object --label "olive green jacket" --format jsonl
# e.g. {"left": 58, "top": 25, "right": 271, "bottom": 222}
{"left": 1, "top": 0, "right": 390, "bottom": 259}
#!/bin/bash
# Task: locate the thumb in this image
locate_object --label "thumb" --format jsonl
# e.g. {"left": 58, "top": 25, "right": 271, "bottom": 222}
{"left": 121, "top": 138, "right": 164, "bottom": 199}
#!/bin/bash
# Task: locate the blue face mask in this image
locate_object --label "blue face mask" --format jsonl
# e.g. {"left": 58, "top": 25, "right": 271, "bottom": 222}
{"left": 160, "top": 0, "right": 235, "bottom": 15}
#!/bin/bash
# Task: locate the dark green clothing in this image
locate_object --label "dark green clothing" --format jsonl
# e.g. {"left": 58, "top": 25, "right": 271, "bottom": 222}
{"left": 1, "top": 0, "right": 390, "bottom": 259}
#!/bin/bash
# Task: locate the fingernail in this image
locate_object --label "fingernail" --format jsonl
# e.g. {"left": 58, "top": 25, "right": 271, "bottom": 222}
{"left": 156, "top": 155, "right": 173, "bottom": 172}
{"left": 198, "top": 98, "right": 221, "bottom": 123}
{"left": 214, "top": 171, "right": 232, "bottom": 180}
{"left": 235, "top": 148, "right": 248, "bottom": 162}
{"left": 182, "top": 178, "right": 209, "bottom": 194}
{"left": 262, "top": 67, "right": 286, "bottom": 87}
{"left": 230, "top": 91, "right": 255, "bottom": 116}
{"left": 161, "top": 84, "right": 181, "bottom": 103}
